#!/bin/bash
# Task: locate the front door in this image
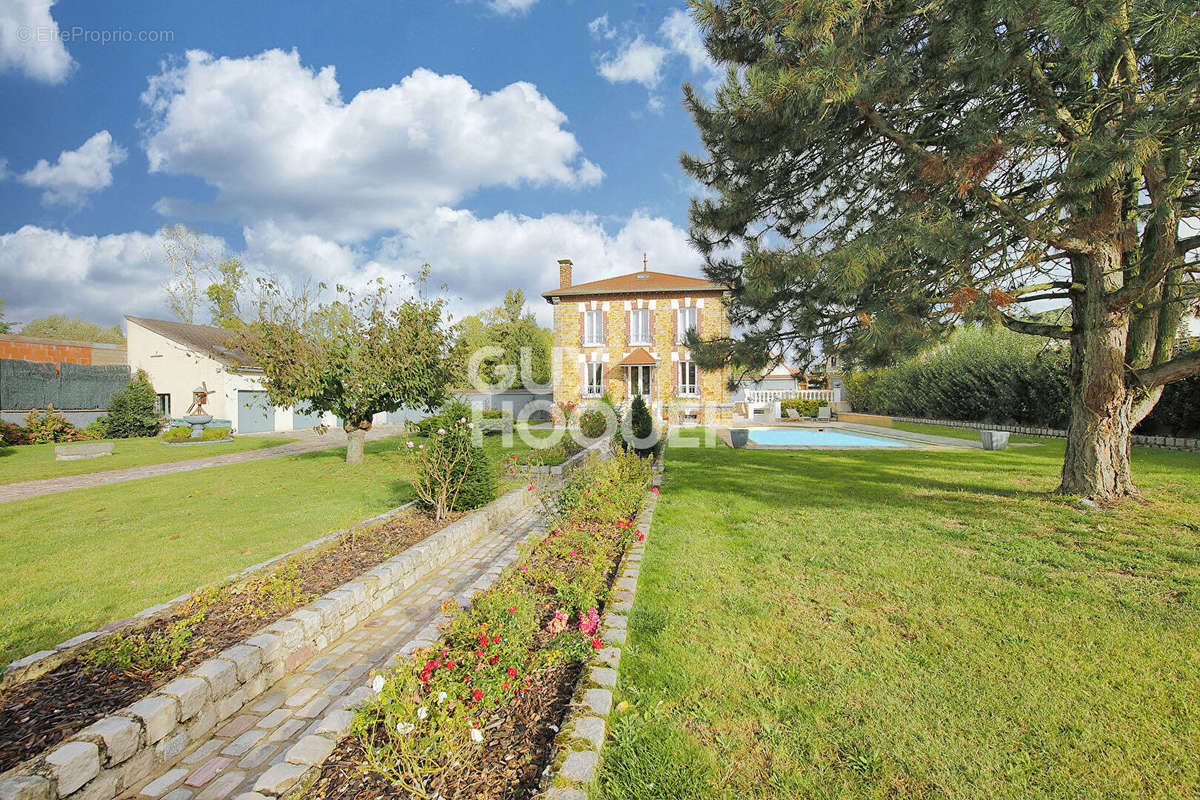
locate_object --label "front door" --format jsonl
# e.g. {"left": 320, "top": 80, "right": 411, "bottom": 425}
{"left": 627, "top": 365, "right": 653, "bottom": 400}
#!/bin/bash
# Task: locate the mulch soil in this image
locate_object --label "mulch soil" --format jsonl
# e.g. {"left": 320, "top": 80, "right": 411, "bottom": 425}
{"left": 306, "top": 659, "right": 579, "bottom": 800}
{"left": 0, "top": 507, "right": 456, "bottom": 772}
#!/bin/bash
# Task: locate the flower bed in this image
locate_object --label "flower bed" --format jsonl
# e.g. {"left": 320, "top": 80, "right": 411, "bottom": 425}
{"left": 299, "top": 449, "right": 654, "bottom": 800}
{"left": 0, "top": 507, "right": 454, "bottom": 773}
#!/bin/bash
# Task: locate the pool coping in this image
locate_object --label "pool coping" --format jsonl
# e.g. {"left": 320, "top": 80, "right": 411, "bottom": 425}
{"left": 718, "top": 422, "right": 974, "bottom": 450}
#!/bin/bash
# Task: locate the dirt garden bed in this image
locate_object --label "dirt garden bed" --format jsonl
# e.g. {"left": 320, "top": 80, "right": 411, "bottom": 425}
{"left": 0, "top": 507, "right": 458, "bottom": 773}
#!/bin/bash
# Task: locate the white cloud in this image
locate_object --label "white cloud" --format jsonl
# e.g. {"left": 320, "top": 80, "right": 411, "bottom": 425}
{"left": 18, "top": 130, "right": 127, "bottom": 206}
{"left": 141, "top": 49, "right": 602, "bottom": 241}
{"left": 488, "top": 0, "right": 538, "bottom": 15}
{"left": 0, "top": 210, "right": 709, "bottom": 328}
{"left": 0, "top": 0, "right": 73, "bottom": 83}
{"left": 597, "top": 35, "right": 669, "bottom": 89}
{"left": 593, "top": 8, "right": 723, "bottom": 95}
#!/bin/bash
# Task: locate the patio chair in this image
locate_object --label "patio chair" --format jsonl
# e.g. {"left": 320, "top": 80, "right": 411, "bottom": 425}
{"left": 817, "top": 406, "right": 834, "bottom": 421}
{"left": 735, "top": 401, "right": 748, "bottom": 418}
{"left": 786, "top": 408, "right": 803, "bottom": 421}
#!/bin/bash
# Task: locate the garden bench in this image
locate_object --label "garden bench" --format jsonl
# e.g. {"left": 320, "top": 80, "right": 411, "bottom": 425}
{"left": 54, "top": 442, "right": 114, "bottom": 461}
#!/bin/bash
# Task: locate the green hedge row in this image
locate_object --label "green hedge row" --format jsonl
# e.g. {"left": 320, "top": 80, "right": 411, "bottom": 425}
{"left": 843, "top": 327, "right": 1199, "bottom": 436}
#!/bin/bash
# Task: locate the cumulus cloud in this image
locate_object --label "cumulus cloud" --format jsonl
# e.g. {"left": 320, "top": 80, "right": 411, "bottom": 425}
{"left": 0, "top": 0, "right": 74, "bottom": 83}
{"left": 140, "top": 49, "right": 602, "bottom": 241}
{"left": 0, "top": 209, "right": 709, "bottom": 328}
{"left": 592, "top": 8, "right": 723, "bottom": 95}
{"left": 18, "top": 130, "right": 127, "bottom": 206}
{"left": 488, "top": 0, "right": 539, "bottom": 15}
{"left": 596, "top": 35, "right": 669, "bottom": 89}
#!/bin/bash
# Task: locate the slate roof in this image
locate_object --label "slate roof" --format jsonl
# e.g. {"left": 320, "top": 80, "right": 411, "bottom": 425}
{"left": 125, "top": 316, "right": 258, "bottom": 368}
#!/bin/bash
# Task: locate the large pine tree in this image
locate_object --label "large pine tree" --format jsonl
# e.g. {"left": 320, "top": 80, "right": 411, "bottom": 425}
{"left": 683, "top": 0, "right": 1200, "bottom": 500}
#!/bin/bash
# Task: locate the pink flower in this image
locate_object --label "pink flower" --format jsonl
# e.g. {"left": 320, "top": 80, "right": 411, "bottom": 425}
{"left": 547, "top": 610, "right": 568, "bottom": 636}
{"left": 528, "top": 485, "right": 535, "bottom": 491}
{"left": 437, "top": 428, "right": 446, "bottom": 435}
{"left": 579, "top": 607, "right": 599, "bottom": 635}
{"left": 507, "top": 606, "right": 517, "bottom": 614}
{"left": 651, "top": 487, "right": 660, "bottom": 494}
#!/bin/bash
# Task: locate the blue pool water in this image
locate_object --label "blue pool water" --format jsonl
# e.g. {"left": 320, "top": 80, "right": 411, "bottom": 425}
{"left": 744, "top": 427, "right": 914, "bottom": 448}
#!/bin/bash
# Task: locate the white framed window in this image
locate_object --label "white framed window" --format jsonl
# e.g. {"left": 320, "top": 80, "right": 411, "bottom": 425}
{"left": 629, "top": 308, "right": 651, "bottom": 345}
{"left": 678, "top": 362, "right": 698, "bottom": 395}
{"left": 585, "top": 362, "right": 604, "bottom": 396}
{"left": 583, "top": 310, "right": 604, "bottom": 346}
{"left": 627, "top": 365, "right": 653, "bottom": 398}
{"left": 676, "top": 307, "right": 697, "bottom": 344}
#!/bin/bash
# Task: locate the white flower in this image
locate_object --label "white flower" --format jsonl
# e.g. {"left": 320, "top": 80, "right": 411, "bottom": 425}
{"left": 458, "top": 417, "right": 467, "bottom": 424}
{"left": 396, "top": 722, "right": 415, "bottom": 735}
{"left": 467, "top": 422, "right": 474, "bottom": 429}
{"left": 372, "top": 675, "right": 385, "bottom": 694}
{"left": 437, "top": 691, "right": 448, "bottom": 705}
{"left": 437, "top": 428, "right": 446, "bottom": 435}
{"left": 417, "top": 706, "right": 428, "bottom": 720}
{"left": 406, "top": 441, "right": 414, "bottom": 448}
{"left": 470, "top": 728, "right": 483, "bottom": 743}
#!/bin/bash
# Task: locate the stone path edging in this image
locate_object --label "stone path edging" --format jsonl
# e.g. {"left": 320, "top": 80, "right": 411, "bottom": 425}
{"left": 0, "top": 487, "right": 536, "bottom": 800}
{"left": 1, "top": 501, "right": 417, "bottom": 690}
{"left": 890, "top": 416, "right": 1200, "bottom": 453}
{"left": 532, "top": 471, "right": 662, "bottom": 800}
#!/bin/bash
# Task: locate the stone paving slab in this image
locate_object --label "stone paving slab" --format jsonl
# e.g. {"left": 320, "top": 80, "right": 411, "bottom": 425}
{"left": 121, "top": 509, "right": 543, "bottom": 800}
{"left": 0, "top": 427, "right": 406, "bottom": 504}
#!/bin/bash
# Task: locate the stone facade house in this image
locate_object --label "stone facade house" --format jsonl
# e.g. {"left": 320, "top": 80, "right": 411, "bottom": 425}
{"left": 542, "top": 259, "right": 733, "bottom": 426}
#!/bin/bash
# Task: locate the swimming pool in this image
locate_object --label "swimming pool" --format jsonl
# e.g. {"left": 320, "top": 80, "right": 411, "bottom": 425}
{"left": 742, "top": 426, "right": 916, "bottom": 448}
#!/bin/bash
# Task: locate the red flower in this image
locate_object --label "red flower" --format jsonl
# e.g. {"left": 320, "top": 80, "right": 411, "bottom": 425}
{"left": 492, "top": 635, "right": 500, "bottom": 644}
{"left": 472, "top": 689, "right": 483, "bottom": 702}
{"left": 590, "top": 637, "right": 603, "bottom": 650}
{"left": 507, "top": 667, "right": 517, "bottom": 678}
{"left": 507, "top": 606, "right": 517, "bottom": 614}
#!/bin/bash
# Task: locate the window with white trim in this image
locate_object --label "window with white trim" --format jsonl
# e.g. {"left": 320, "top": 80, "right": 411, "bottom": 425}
{"left": 676, "top": 307, "right": 697, "bottom": 344}
{"left": 627, "top": 364, "right": 653, "bottom": 398}
{"left": 629, "top": 308, "right": 651, "bottom": 345}
{"left": 585, "top": 362, "right": 604, "bottom": 396}
{"left": 678, "top": 361, "right": 698, "bottom": 395}
{"left": 154, "top": 393, "right": 171, "bottom": 416}
{"left": 583, "top": 310, "right": 604, "bottom": 346}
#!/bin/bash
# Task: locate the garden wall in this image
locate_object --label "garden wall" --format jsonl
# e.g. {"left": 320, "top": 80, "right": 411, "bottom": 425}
{"left": 0, "top": 359, "right": 130, "bottom": 420}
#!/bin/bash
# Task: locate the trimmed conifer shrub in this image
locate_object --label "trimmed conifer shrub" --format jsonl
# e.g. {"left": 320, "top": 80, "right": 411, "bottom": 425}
{"left": 451, "top": 445, "right": 497, "bottom": 512}
{"left": 104, "top": 370, "right": 162, "bottom": 438}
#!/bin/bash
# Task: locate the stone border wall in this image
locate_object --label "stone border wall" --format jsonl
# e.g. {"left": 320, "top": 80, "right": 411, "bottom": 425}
{"left": 892, "top": 416, "right": 1200, "bottom": 453}
{"left": 2, "top": 502, "right": 418, "bottom": 691}
{"left": 532, "top": 468, "right": 662, "bottom": 800}
{"left": 0, "top": 488, "right": 538, "bottom": 800}
{"left": 515, "top": 438, "right": 610, "bottom": 476}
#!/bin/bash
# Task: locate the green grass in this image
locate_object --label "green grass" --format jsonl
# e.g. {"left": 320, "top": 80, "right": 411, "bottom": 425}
{"left": 0, "top": 433, "right": 542, "bottom": 666}
{"left": 0, "top": 435, "right": 295, "bottom": 484}
{"left": 597, "top": 430, "right": 1200, "bottom": 800}
{"left": 887, "top": 420, "right": 1043, "bottom": 444}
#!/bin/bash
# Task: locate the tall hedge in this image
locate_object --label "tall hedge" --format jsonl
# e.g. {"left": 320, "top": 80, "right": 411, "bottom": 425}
{"left": 103, "top": 369, "right": 162, "bottom": 438}
{"left": 843, "top": 327, "right": 1199, "bottom": 436}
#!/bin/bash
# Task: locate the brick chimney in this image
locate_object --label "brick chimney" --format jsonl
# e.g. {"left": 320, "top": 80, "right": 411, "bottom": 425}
{"left": 558, "top": 258, "right": 573, "bottom": 288}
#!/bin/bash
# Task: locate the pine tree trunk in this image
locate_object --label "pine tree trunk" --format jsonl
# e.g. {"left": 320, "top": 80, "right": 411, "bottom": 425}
{"left": 1058, "top": 268, "right": 1137, "bottom": 500}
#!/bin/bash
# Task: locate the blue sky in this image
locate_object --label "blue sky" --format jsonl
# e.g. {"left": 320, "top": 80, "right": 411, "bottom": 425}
{"left": 0, "top": 0, "right": 725, "bottom": 328}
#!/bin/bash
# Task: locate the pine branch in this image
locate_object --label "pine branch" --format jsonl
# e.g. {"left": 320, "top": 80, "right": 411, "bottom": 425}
{"left": 1133, "top": 348, "right": 1200, "bottom": 387}
{"left": 856, "top": 104, "right": 1094, "bottom": 256}
{"left": 999, "top": 313, "right": 1072, "bottom": 339}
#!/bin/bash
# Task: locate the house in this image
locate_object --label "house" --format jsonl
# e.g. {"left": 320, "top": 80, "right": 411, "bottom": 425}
{"left": 542, "top": 259, "right": 733, "bottom": 426}
{"left": 125, "top": 316, "right": 340, "bottom": 433}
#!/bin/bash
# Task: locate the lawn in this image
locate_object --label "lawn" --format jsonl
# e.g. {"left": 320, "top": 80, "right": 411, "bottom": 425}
{"left": 597, "top": 429, "right": 1200, "bottom": 800}
{"left": 0, "top": 432, "right": 542, "bottom": 666}
{"left": 0, "top": 435, "right": 295, "bottom": 484}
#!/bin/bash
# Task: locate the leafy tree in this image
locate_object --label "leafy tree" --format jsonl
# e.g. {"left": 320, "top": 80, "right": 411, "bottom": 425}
{"left": 21, "top": 315, "right": 124, "bottom": 343}
{"left": 236, "top": 274, "right": 456, "bottom": 465}
{"left": 104, "top": 370, "right": 162, "bottom": 438}
{"left": 158, "top": 224, "right": 209, "bottom": 325}
{"left": 452, "top": 289, "right": 551, "bottom": 389}
{"left": 682, "top": 0, "right": 1200, "bottom": 500}
{"left": 0, "top": 300, "right": 12, "bottom": 334}
{"left": 206, "top": 257, "right": 247, "bottom": 330}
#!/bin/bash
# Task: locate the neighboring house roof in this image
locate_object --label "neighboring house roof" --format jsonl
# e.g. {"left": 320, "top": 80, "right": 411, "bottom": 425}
{"left": 543, "top": 270, "right": 724, "bottom": 301}
{"left": 616, "top": 347, "right": 657, "bottom": 367}
{"left": 125, "top": 315, "right": 257, "bottom": 368}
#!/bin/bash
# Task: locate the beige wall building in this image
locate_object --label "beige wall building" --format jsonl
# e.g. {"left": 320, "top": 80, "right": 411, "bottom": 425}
{"left": 542, "top": 259, "right": 733, "bottom": 426}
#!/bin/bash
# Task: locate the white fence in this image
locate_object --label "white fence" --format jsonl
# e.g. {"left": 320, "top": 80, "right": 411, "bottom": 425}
{"left": 744, "top": 388, "right": 842, "bottom": 404}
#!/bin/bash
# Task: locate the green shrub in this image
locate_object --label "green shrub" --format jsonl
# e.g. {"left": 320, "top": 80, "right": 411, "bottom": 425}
{"left": 0, "top": 421, "right": 25, "bottom": 446}
{"left": 413, "top": 399, "right": 475, "bottom": 438}
{"left": 103, "top": 370, "right": 161, "bottom": 438}
{"left": 200, "top": 426, "right": 231, "bottom": 441}
{"left": 621, "top": 394, "right": 660, "bottom": 457}
{"left": 843, "top": 327, "right": 1071, "bottom": 427}
{"left": 22, "top": 406, "right": 94, "bottom": 443}
{"left": 161, "top": 425, "right": 192, "bottom": 443}
{"left": 780, "top": 398, "right": 821, "bottom": 417}
{"left": 450, "top": 445, "right": 497, "bottom": 511}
